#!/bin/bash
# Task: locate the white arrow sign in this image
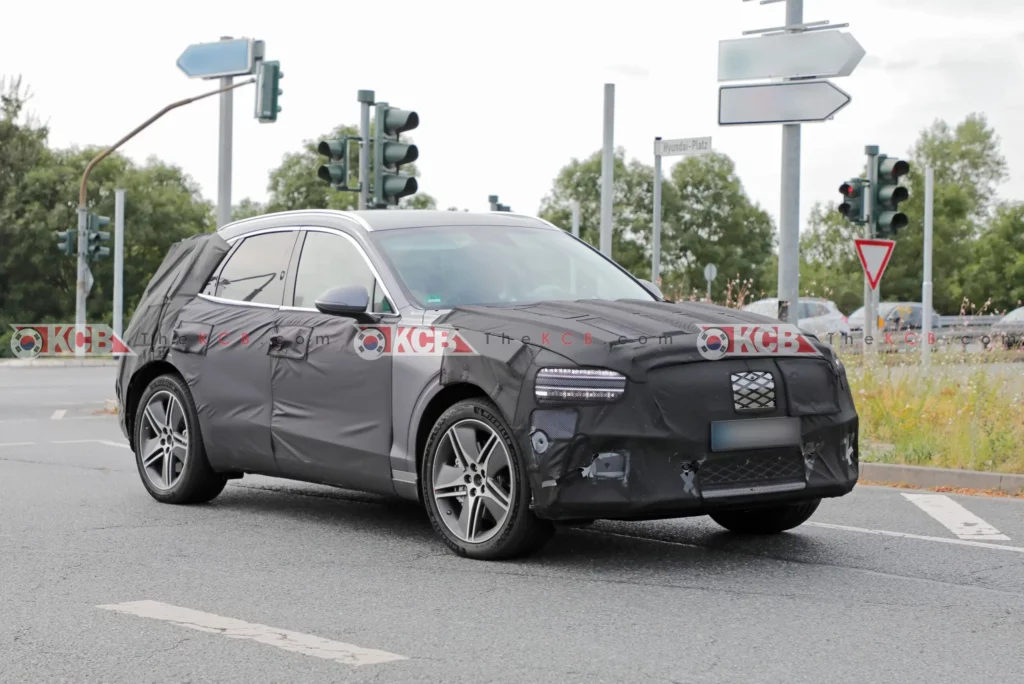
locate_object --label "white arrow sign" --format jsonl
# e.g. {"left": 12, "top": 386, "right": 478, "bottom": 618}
{"left": 718, "top": 30, "right": 866, "bottom": 82}
{"left": 656, "top": 137, "right": 712, "bottom": 157}
{"left": 719, "top": 80, "right": 851, "bottom": 126}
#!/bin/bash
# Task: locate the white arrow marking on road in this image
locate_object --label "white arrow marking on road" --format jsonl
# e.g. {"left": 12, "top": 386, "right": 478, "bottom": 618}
{"left": 97, "top": 601, "right": 407, "bottom": 667}
{"left": 50, "top": 409, "right": 66, "bottom": 420}
{"left": 902, "top": 493, "right": 1010, "bottom": 541}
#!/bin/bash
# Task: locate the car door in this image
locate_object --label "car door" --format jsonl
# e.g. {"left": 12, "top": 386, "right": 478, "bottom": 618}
{"left": 173, "top": 228, "right": 299, "bottom": 476}
{"left": 268, "top": 227, "right": 397, "bottom": 495}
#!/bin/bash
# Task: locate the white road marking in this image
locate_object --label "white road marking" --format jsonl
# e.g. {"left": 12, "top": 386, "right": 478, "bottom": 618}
{"left": 50, "top": 439, "right": 129, "bottom": 449}
{"left": 0, "top": 442, "right": 35, "bottom": 447}
{"left": 99, "top": 440, "right": 131, "bottom": 449}
{"left": 902, "top": 493, "right": 1010, "bottom": 541}
{"left": 96, "top": 601, "right": 407, "bottom": 667}
{"left": 50, "top": 409, "right": 66, "bottom": 420}
{"left": 806, "top": 522, "right": 1024, "bottom": 553}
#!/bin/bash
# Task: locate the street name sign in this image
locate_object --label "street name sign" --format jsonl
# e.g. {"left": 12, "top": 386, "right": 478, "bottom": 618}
{"left": 719, "top": 80, "right": 851, "bottom": 126}
{"left": 854, "top": 238, "right": 896, "bottom": 290}
{"left": 656, "top": 137, "right": 713, "bottom": 157}
{"left": 177, "top": 38, "right": 257, "bottom": 79}
{"left": 718, "top": 30, "right": 866, "bottom": 82}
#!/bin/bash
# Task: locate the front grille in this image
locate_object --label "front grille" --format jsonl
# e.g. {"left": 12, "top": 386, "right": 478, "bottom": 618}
{"left": 700, "top": 452, "right": 804, "bottom": 487}
{"left": 731, "top": 371, "right": 776, "bottom": 412}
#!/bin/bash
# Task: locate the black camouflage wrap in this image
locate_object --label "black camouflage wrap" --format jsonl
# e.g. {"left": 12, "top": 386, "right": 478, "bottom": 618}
{"left": 436, "top": 300, "right": 859, "bottom": 521}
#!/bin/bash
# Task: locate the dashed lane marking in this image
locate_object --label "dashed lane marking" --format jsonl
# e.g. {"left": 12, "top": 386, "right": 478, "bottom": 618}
{"left": 902, "top": 493, "right": 1010, "bottom": 541}
{"left": 97, "top": 601, "right": 407, "bottom": 667}
{"left": 806, "top": 522, "right": 1024, "bottom": 553}
{"left": 50, "top": 410, "right": 66, "bottom": 420}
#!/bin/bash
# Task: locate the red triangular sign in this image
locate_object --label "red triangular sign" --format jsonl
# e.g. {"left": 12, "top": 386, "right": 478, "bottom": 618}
{"left": 854, "top": 238, "right": 895, "bottom": 290}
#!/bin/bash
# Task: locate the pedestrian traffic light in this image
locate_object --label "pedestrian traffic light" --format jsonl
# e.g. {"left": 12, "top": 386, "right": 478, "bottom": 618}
{"left": 255, "top": 60, "right": 283, "bottom": 123}
{"left": 838, "top": 179, "right": 866, "bottom": 224}
{"left": 317, "top": 137, "right": 357, "bottom": 190}
{"left": 873, "top": 155, "right": 910, "bottom": 237}
{"left": 56, "top": 229, "right": 77, "bottom": 256}
{"left": 85, "top": 213, "right": 110, "bottom": 261}
{"left": 373, "top": 103, "right": 419, "bottom": 207}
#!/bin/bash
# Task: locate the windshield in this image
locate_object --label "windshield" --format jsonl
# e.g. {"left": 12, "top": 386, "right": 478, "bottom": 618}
{"left": 370, "top": 224, "right": 655, "bottom": 308}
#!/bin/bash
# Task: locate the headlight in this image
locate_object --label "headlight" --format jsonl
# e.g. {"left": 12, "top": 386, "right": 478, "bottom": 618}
{"left": 534, "top": 368, "right": 626, "bottom": 403}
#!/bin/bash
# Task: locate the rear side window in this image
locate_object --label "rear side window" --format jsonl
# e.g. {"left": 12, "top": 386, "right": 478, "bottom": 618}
{"left": 215, "top": 231, "right": 297, "bottom": 305}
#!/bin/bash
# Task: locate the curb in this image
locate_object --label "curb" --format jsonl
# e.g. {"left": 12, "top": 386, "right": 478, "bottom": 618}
{"left": 860, "top": 462, "right": 1024, "bottom": 495}
{"left": 0, "top": 359, "right": 119, "bottom": 368}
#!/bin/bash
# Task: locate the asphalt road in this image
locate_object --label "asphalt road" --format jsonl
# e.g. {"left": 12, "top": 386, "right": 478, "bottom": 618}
{"left": 2, "top": 366, "right": 1022, "bottom": 684}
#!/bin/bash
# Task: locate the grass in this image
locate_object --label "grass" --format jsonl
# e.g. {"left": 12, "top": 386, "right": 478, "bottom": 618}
{"left": 848, "top": 362, "right": 1024, "bottom": 474}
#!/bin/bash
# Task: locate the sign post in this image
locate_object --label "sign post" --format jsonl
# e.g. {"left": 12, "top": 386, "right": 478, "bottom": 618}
{"left": 704, "top": 263, "right": 718, "bottom": 301}
{"left": 652, "top": 136, "right": 713, "bottom": 283}
{"left": 177, "top": 37, "right": 273, "bottom": 228}
{"left": 719, "top": 1, "right": 863, "bottom": 325}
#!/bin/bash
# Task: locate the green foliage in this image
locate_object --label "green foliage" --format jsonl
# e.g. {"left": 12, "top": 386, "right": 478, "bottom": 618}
{"left": 0, "top": 77, "right": 213, "bottom": 334}
{"left": 538, "top": 148, "right": 774, "bottom": 300}
{"left": 261, "top": 123, "right": 435, "bottom": 214}
{"left": 801, "top": 113, "right": 1018, "bottom": 314}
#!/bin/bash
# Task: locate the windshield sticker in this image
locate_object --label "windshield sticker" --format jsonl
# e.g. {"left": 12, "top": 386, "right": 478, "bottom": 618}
{"left": 425, "top": 295, "right": 442, "bottom": 306}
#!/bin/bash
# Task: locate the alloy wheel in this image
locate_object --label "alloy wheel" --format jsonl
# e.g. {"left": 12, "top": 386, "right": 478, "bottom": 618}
{"left": 431, "top": 419, "right": 514, "bottom": 544}
{"left": 139, "top": 390, "right": 189, "bottom": 491}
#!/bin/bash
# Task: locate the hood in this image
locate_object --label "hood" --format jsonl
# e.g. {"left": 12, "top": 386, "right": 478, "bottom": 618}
{"left": 436, "top": 299, "right": 831, "bottom": 379}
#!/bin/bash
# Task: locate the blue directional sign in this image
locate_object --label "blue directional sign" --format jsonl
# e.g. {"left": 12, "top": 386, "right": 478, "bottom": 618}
{"left": 177, "top": 38, "right": 256, "bottom": 79}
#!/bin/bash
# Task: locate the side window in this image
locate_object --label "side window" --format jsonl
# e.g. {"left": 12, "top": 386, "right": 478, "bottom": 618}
{"left": 906, "top": 307, "right": 922, "bottom": 328}
{"left": 215, "top": 231, "right": 296, "bottom": 306}
{"left": 292, "top": 231, "right": 392, "bottom": 312}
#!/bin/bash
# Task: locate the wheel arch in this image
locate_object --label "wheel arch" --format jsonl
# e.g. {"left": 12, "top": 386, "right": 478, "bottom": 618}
{"left": 414, "top": 383, "right": 490, "bottom": 484}
{"left": 124, "top": 360, "right": 184, "bottom": 450}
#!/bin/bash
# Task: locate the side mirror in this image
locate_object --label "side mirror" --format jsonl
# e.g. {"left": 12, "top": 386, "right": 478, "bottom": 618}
{"left": 315, "top": 285, "right": 370, "bottom": 317}
{"left": 639, "top": 279, "right": 664, "bottom": 300}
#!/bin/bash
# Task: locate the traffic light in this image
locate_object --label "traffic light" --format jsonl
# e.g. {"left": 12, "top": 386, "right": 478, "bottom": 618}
{"left": 56, "top": 229, "right": 77, "bottom": 256}
{"left": 317, "top": 137, "right": 358, "bottom": 190}
{"left": 255, "top": 60, "right": 283, "bottom": 123}
{"left": 85, "top": 213, "right": 110, "bottom": 261}
{"left": 873, "top": 155, "right": 910, "bottom": 237}
{"left": 373, "top": 103, "right": 419, "bottom": 207}
{"left": 837, "top": 179, "right": 866, "bottom": 224}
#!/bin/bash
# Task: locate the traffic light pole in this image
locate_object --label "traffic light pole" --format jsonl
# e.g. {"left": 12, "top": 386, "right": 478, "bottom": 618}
{"left": 652, "top": 137, "right": 663, "bottom": 283}
{"left": 922, "top": 167, "right": 934, "bottom": 367}
{"left": 863, "top": 145, "right": 879, "bottom": 354}
{"left": 357, "top": 90, "right": 374, "bottom": 210}
{"left": 114, "top": 189, "right": 125, "bottom": 345}
{"left": 73, "top": 79, "right": 254, "bottom": 354}
{"left": 776, "top": 0, "right": 803, "bottom": 325}
{"left": 599, "top": 83, "right": 615, "bottom": 257}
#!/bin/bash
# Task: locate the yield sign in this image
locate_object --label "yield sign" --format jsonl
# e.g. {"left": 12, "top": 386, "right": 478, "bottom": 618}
{"left": 855, "top": 238, "right": 896, "bottom": 290}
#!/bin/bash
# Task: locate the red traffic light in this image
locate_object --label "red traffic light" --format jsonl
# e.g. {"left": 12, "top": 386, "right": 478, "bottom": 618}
{"left": 839, "top": 183, "right": 854, "bottom": 197}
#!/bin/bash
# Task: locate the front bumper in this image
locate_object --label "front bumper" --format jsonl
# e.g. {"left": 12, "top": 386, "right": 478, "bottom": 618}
{"left": 516, "top": 357, "right": 859, "bottom": 521}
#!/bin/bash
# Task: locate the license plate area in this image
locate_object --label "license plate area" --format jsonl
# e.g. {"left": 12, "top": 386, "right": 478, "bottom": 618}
{"left": 710, "top": 416, "right": 801, "bottom": 453}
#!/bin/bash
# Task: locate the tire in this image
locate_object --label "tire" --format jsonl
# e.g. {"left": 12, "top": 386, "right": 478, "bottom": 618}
{"left": 709, "top": 499, "right": 821, "bottom": 535}
{"left": 133, "top": 373, "right": 226, "bottom": 505}
{"left": 421, "top": 398, "right": 553, "bottom": 560}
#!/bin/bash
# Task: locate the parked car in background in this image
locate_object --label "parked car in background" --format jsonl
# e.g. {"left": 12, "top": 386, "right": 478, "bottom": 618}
{"left": 992, "top": 306, "right": 1024, "bottom": 348}
{"left": 742, "top": 297, "right": 850, "bottom": 339}
{"left": 847, "top": 302, "right": 942, "bottom": 333}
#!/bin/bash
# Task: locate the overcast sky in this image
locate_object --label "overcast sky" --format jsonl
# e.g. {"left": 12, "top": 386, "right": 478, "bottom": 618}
{"left": 4, "top": 0, "right": 1023, "bottom": 230}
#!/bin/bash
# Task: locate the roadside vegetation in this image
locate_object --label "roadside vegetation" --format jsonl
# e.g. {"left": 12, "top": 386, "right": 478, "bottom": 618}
{"left": 848, "top": 361, "right": 1024, "bottom": 474}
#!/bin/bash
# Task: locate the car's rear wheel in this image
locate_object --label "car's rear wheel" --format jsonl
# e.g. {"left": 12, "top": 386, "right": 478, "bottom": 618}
{"left": 421, "top": 398, "right": 552, "bottom": 560}
{"left": 709, "top": 499, "right": 821, "bottom": 535}
{"left": 133, "top": 374, "right": 226, "bottom": 505}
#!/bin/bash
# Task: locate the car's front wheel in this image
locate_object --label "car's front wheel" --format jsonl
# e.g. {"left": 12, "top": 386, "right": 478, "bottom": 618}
{"left": 133, "top": 373, "right": 226, "bottom": 505}
{"left": 421, "top": 398, "right": 553, "bottom": 560}
{"left": 709, "top": 499, "right": 821, "bottom": 535}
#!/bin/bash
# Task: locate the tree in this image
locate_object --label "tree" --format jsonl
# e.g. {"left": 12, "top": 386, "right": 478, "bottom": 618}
{"left": 960, "top": 202, "right": 1024, "bottom": 313}
{"left": 257, "top": 123, "right": 436, "bottom": 214}
{"left": 798, "top": 202, "right": 866, "bottom": 313}
{"left": 538, "top": 148, "right": 653, "bottom": 279}
{"left": 661, "top": 153, "right": 775, "bottom": 301}
{"left": 882, "top": 114, "right": 1008, "bottom": 313}
{"left": 0, "top": 77, "right": 214, "bottom": 337}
